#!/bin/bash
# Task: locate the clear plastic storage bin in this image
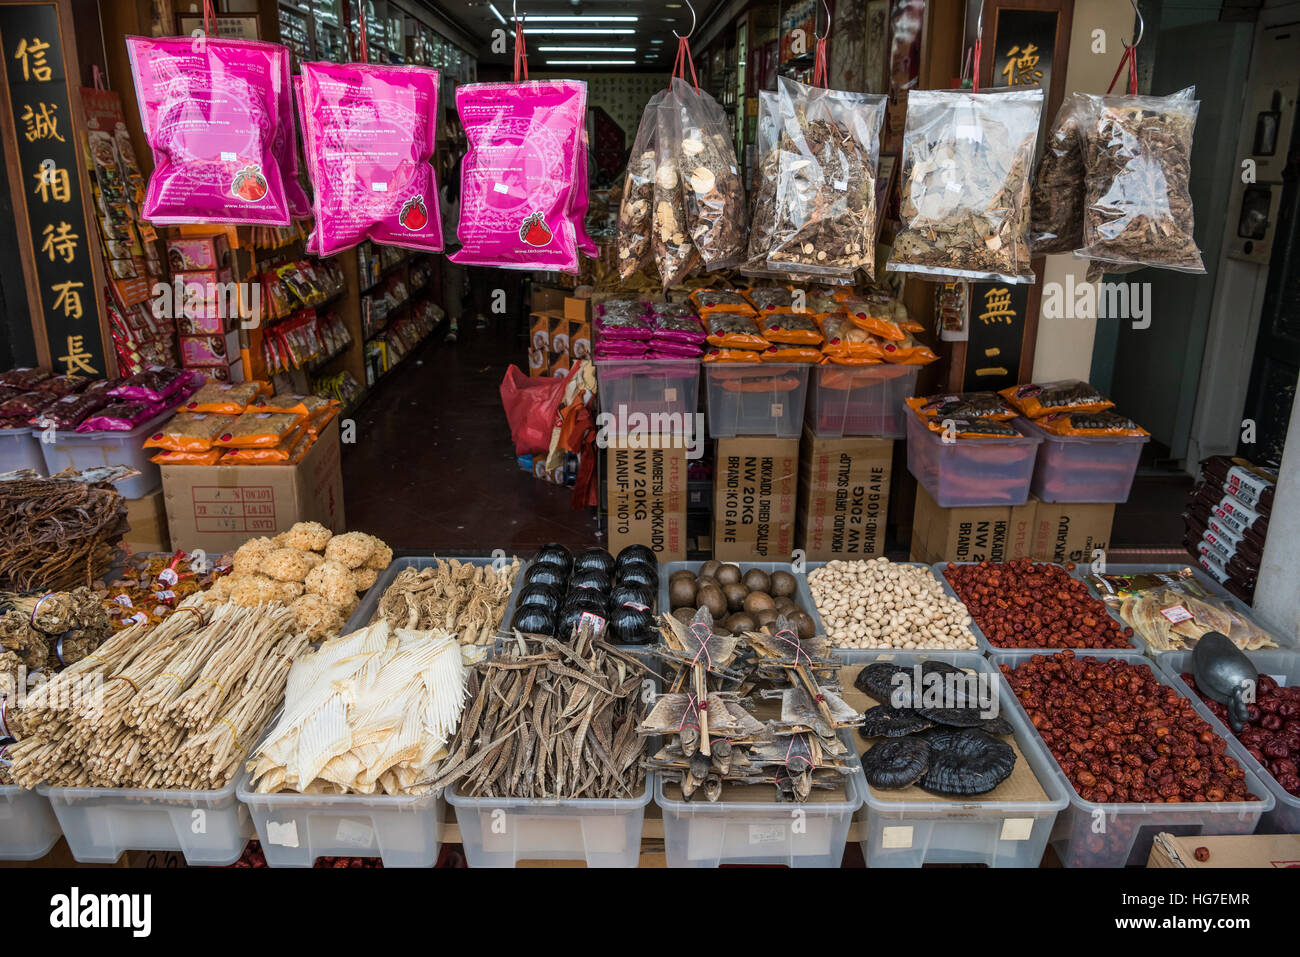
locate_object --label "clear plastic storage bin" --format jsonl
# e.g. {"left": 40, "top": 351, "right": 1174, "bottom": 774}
{"left": 704, "top": 363, "right": 810, "bottom": 438}
{"left": 1018, "top": 417, "right": 1149, "bottom": 503}
{"left": 655, "top": 732, "right": 861, "bottom": 867}
{"left": 804, "top": 560, "right": 974, "bottom": 651}
{"left": 1158, "top": 648, "right": 1300, "bottom": 835}
{"left": 0, "top": 786, "right": 61, "bottom": 860}
{"left": 844, "top": 650, "right": 1068, "bottom": 867}
{"left": 595, "top": 358, "right": 701, "bottom": 420}
{"left": 41, "top": 773, "right": 253, "bottom": 865}
{"left": 804, "top": 364, "right": 919, "bottom": 438}
{"left": 991, "top": 649, "right": 1273, "bottom": 867}
{"left": 0, "top": 427, "right": 46, "bottom": 475}
{"left": 905, "top": 412, "right": 1041, "bottom": 507}
{"left": 344, "top": 556, "right": 525, "bottom": 638}
{"left": 237, "top": 783, "right": 443, "bottom": 867}
{"left": 35, "top": 410, "right": 172, "bottom": 499}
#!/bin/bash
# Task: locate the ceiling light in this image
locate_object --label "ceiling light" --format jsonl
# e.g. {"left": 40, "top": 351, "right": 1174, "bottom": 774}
{"left": 545, "top": 59, "right": 637, "bottom": 65}
{"left": 538, "top": 46, "right": 636, "bottom": 52}
{"left": 487, "top": 2, "right": 506, "bottom": 24}
{"left": 525, "top": 28, "right": 636, "bottom": 34}
{"left": 514, "top": 15, "right": 638, "bottom": 21}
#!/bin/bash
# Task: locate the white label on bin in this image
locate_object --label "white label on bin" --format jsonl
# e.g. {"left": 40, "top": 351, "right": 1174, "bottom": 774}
{"left": 1160, "top": 605, "right": 1193, "bottom": 624}
{"left": 770, "top": 403, "right": 784, "bottom": 417}
{"left": 748, "top": 823, "right": 786, "bottom": 845}
{"left": 335, "top": 819, "right": 374, "bottom": 848}
{"left": 1000, "top": 817, "right": 1034, "bottom": 841}
{"left": 266, "top": 820, "right": 299, "bottom": 848}
{"left": 664, "top": 388, "right": 678, "bottom": 403}
{"left": 881, "top": 825, "right": 913, "bottom": 849}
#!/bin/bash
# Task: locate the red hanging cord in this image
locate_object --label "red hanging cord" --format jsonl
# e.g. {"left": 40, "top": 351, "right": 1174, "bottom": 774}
{"left": 972, "top": 34, "right": 982, "bottom": 92}
{"left": 673, "top": 36, "right": 699, "bottom": 91}
{"left": 812, "top": 36, "right": 828, "bottom": 87}
{"left": 91, "top": 64, "right": 105, "bottom": 90}
{"left": 203, "top": 0, "right": 217, "bottom": 36}
{"left": 1106, "top": 43, "right": 1137, "bottom": 94}
{"left": 514, "top": 20, "right": 528, "bottom": 82}
{"left": 358, "top": 4, "right": 370, "bottom": 64}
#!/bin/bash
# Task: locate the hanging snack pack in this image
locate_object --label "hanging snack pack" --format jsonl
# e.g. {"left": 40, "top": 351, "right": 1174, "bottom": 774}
{"left": 299, "top": 62, "right": 443, "bottom": 256}
{"left": 126, "top": 36, "right": 291, "bottom": 225}
{"left": 1078, "top": 91, "right": 1205, "bottom": 273}
{"left": 616, "top": 91, "right": 665, "bottom": 281}
{"left": 669, "top": 77, "right": 747, "bottom": 271}
{"left": 452, "top": 80, "right": 588, "bottom": 272}
{"left": 888, "top": 89, "right": 1043, "bottom": 283}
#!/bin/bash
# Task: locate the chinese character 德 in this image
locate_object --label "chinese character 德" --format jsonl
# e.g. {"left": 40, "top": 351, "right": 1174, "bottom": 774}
{"left": 14, "top": 37, "right": 53, "bottom": 82}
{"left": 979, "top": 287, "right": 1015, "bottom": 325}
{"left": 51, "top": 280, "right": 85, "bottom": 319}
{"left": 40, "top": 222, "right": 79, "bottom": 263}
{"left": 33, "top": 163, "right": 71, "bottom": 203}
{"left": 59, "top": 335, "right": 97, "bottom": 376}
{"left": 1001, "top": 43, "right": 1043, "bottom": 86}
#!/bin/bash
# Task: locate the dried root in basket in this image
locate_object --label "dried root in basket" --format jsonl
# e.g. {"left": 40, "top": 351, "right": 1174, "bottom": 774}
{"left": 370, "top": 558, "right": 520, "bottom": 646}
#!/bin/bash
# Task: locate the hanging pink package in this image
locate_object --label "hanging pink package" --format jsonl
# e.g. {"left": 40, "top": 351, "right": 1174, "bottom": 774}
{"left": 452, "top": 80, "right": 587, "bottom": 271}
{"left": 126, "top": 36, "right": 291, "bottom": 226}
{"left": 299, "top": 62, "right": 443, "bottom": 257}
{"left": 275, "top": 59, "right": 311, "bottom": 219}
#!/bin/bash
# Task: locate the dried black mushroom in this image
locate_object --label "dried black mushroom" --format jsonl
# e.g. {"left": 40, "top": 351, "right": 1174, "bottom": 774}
{"left": 918, "top": 706, "right": 988, "bottom": 728}
{"left": 918, "top": 727, "right": 1016, "bottom": 796}
{"left": 862, "top": 736, "right": 931, "bottom": 790}
{"left": 853, "top": 661, "right": 909, "bottom": 703}
{"left": 859, "top": 704, "right": 935, "bottom": 738}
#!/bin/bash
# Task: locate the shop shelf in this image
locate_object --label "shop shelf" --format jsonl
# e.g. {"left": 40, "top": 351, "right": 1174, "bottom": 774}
{"left": 0, "top": 786, "right": 62, "bottom": 860}
{"left": 990, "top": 649, "right": 1273, "bottom": 867}
{"left": 655, "top": 731, "right": 861, "bottom": 867}
{"left": 40, "top": 772, "right": 253, "bottom": 865}
{"left": 704, "top": 362, "right": 810, "bottom": 438}
{"left": 34, "top": 409, "right": 173, "bottom": 499}
{"left": 0, "top": 427, "right": 46, "bottom": 475}
{"left": 595, "top": 358, "right": 701, "bottom": 421}
{"left": 1157, "top": 648, "right": 1300, "bottom": 835}
{"left": 842, "top": 649, "right": 1069, "bottom": 867}
{"left": 804, "top": 364, "right": 919, "bottom": 438}
{"left": 344, "top": 555, "right": 526, "bottom": 639}
{"left": 904, "top": 412, "right": 1041, "bottom": 507}
{"left": 1018, "top": 417, "right": 1148, "bottom": 503}
{"left": 237, "top": 782, "right": 443, "bottom": 867}
{"left": 658, "top": 560, "right": 819, "bottom": 627}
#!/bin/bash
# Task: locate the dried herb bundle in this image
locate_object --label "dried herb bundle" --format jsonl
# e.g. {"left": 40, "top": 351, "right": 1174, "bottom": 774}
{"left": 370, "top": 557, "right": 521, "bottom": 647}
{"left": 1079, "top": 91, "right": 1205, "bottom": 273}
{"left": 0, "top": 587, "right": 110, "bottom": 687}
{"left": 889, "top": 89, "right": 1043, "bottom": 284}
{"left": 616, "top": 91, "right": 664, "bottom": 282}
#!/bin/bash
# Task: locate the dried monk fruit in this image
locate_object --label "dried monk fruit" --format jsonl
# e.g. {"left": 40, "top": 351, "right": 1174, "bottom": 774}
{"left": 999, "top": 379, "right": 1114, "bottom": 417}
{"left": 889, "top": 88, "right": 1043, "bottom": 283}
{"left": 616, "top": 91, "right": 664, "bottom": 282}
{"left": 213, "top": 411, "right": 302, "bottom": 448}
{"left": 670, "top": 77, "right": 747, "bottom": 271}
{"left": 143, "top": 413, "right": 239, "bottom": 452}
{"left": 1078, "top": 90, "right": 1205, "bottom": 273}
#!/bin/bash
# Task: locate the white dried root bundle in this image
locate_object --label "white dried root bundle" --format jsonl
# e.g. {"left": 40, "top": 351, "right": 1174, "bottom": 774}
{"left": 370, "top": 558, "right": 520, "bottom": 646}
{"left": 247, "top": 620, "right": 467, "bottom": 796}
{"left": 7, "top": 600, "right": 304, "bottom": 791}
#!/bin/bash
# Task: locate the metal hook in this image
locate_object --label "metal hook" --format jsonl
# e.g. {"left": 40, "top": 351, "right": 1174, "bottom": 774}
{"left": 1124, "top": 0, "right": 1144, "bottom": 48}
{"left": 512, "top": 0, "right": 524, "bottom": 25}
{"left": 976, "top": 0, "right": 985, "bottom": 41}
{"left": 815, "top": 0, "right": 830, "bottom": 40}
{"left": 673, "top": 0, "right": 696, "bottom": 39}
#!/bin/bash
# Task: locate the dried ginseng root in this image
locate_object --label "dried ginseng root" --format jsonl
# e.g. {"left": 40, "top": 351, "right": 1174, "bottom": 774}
{"left": 1078, "top": 90, "right": 1205, "bottom": 273}
{"left": 616, "top": 92, "right": 664, "bottom": 282}
{"left": 889, "top": 89, "right": 1043, "bottom": 284}
{"left": 671, "top": 77, "right": 747, "bottom": 271}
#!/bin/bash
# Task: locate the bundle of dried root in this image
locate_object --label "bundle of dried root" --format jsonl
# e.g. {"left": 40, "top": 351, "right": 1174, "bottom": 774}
{"left": 370, "top": 558, "right": 521, "bottom": 647}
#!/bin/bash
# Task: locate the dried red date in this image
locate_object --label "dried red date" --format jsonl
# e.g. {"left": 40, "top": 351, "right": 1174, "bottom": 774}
{"left": 1183, "top": 671, "right": 1300, "bottom": 798}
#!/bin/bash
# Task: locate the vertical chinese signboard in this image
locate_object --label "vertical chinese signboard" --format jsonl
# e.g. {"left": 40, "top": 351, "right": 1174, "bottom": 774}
{"left": 961, "top": 282, "right": 1031, "bottom": 393}
{"left": 0, "top": 0, "right": 113, "bottom": 376}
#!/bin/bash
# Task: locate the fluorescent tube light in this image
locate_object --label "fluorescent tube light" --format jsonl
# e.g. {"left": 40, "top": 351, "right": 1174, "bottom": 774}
{"left": 545, "top": 59, "right": 637, "bottom": 65}
{"left": 487, "top": 3, "right": 506, "bottom": 24}
{"left": 514, "top": 15, "right": 638, "bottom": 21}
{"left": 537, "top": 46, "right": 637, "bottom": 52}
{"left": 525, "top": 28, "right": 636, "bottom": 34}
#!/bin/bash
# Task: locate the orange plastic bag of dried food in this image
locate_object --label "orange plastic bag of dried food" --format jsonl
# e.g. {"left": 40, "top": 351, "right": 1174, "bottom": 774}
{"left": 251, "top": 393, "right": 337, "bottom": 417}
{"left": 718, "top": 371, "right": 803, "bottom": 392}
{"left": 702, "top": 347, "right": 764, "bottom": 363}
{"left": 149, "top": 448, "right": 225, "bottom": 465}
{"left": 821, "top": 354, "right": 884, "bottom": 367}
{"left": 213, "top": 411, "right": 304, "bottom": 448}
{"left": 1036, "top": 410, "right": 1148, "bottom": 436}
{"left": 142, "top": 413, "right": 238, "bottom": 452}
{"left": 912, "top": 407, "right": 1022, "bottom": 439}
{"left": 760, "top": 345, "right": 821, "bottom": 363}
{"left": 220, "top": 429, "right": 312, "bottom": 464}
{"left": 691, "top": 288, "right": 757, "bottom": 317}
{"left": 843, "top": 304, "right": 906, "bottom": 341}
{"left": 908, "top": 392, "right": 1017, "bottom": 420}
{"left": 179, "top": 380, "right": 272, "bottom": 415}
{"left": 759, "top": 311, "right": 823, "bottom": 346}
{"left": 999, "top": 379, "right": 1114, "bottom": 417}
{"left": 880, "top": 332, "right": 939, "bottom": 365}
{"left": 705, "top": 313, "right": 769, "bottom": 350}
{"left": 306, "top": 404, "right": 340, "bottom": 437}
{"left": 819, "top": 314, "right": 885, "bottom": 359}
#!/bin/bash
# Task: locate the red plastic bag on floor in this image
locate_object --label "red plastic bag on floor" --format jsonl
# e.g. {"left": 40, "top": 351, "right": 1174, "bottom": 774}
{"left": 500, "top": 364, "right": 576, "bottom": 456}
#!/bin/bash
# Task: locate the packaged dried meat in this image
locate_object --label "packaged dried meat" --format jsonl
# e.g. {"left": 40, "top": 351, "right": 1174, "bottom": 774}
{"left": 142, "top": 412, "right": 238, "bottom": 452}
{"left": 841, "top": 298, "right": 906, "bottom": 341}
{"left": 30, "top": 391, "right": 111, "bottom": 430}
{"left": 915, "top": 411, "right": 1021, "bottom": 439}
{"left": 0, "top": 392, "right": 56, "bottom": 420}
{"left": 595, "top": 311, "right": 654, "bottom": 341}
{"left": 616, "top": 91, "right": 664, "bottom": 281}
{"left": 35, "top": 375, "right": 91, "bottom": 396}
{"left": 704, "top": 313, "right": 768, "bottom": 350}
{"left": 0, "top": 368, "right": 50, "bottom": 389}
{"left": 999, "top": 380, "right": 1114, "bottom": 417}
{"left": 651, "top": 312, "right": 706, "bottom": 345}
{"left": 880, "top": 332, "right": 939, "bottom": 365}
{"left": 213, "top": 411, "right": 303, "bottom": 449}
{"left": 180, "top": 380, "right": 272, "bottom": 415}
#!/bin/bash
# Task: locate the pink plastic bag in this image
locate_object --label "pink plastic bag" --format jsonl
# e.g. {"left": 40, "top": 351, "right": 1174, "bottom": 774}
{"left": 298, "top": 62, "right": 444, "bottom": 257}
{"left": 276, "top": 60, "right": 310, "bottom": 220}
{"left": 452, "top": 80, "right": 587, "bottom": 271}
{"left": 126, "top": 36, "right": 291, "bottom": 226}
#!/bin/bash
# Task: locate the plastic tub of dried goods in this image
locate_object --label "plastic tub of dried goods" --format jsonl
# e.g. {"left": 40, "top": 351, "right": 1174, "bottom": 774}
{"left": 237, "top": 782, "right": 443, "bottom": 867}
{"left": 655, "top": 730, "right": 862, "bottom": 867}
{"left": 842, "top": 650, "right": 1069, "bottom": 867}
{"left": 658, "top": 561, "right": 819, "bottom": 626}
{"left": 905, "top": 412, "right": 1041, "bottom": 508}
{"left": 991, "top": 649, "right": 1273, "bottom": 867}
{"left": 0, "top": 427, "right": 46, "bottom": 475}
{"left": 34, "top": 409, "right": 172, "bottom": 499}
{"left": 804, "top": 364, "right": 920, "bottom": 438}
{"left": 40, "top": 771, "right": 253, "bottom": 865}
{"left": 1018, "top": 417, "right": 1149, "bottom": 504}
{"left": 595, "top": 358, "right": 701, "bottom": 420}
{"left": 344, "top": 556, "right": 525, "bottom": 640}
{"left": 1157, "top": 648, "right": 1300, "bottom": 835}
{"left": 0, "top": 785, "right": 62, "bottom": 860}
{"left": 704, "top": 363, "right": 810, "bottom": 438}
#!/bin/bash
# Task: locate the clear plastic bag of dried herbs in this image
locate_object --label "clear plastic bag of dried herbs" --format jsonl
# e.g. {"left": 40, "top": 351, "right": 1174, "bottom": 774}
{"left": 1029, "top": 92, "right": 1092, "bottom": 255}
{"left": 670, "top": 77, "right": 747, "bottom": 271}
{"left": 617, "top": 91, "right": 665, "bottom": 283}
{"left": 766, "top": 77, "right": 887, "bottom": 281}
{"left": 741, "top": 91, "right": 782, "bottom": 276}
{"left": 888, "top": 88, "right": 1043, "bottom": 284}
{"left": 1077, "top": 90, "right": 1205, "bottom": 273}
{"left": 653, "top": 93, "right": 699, "bottom": 289}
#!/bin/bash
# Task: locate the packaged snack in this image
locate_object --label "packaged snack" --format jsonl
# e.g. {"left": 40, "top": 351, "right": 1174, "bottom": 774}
{"left": 713, "top": 368, "right": 804, "bottom": 391}
{"left": 126, "top": 36, "right": 290, "bottom": 225}
{"left": 760, "top": 312, "right": 823, "bottom": 346}
{"left": 880, "top": 332, "right": 940, "bottom": 365}
{"left": 911, "top": 391, "right": 1016, "bottom": 420}
{"left": 110, "top": 366, "right": 197, "bottom": 403}
{"left": 31, "top": 391, "right": 112, "bottom": 430}
{"left": 35, "top": 375, "right": 91, "bottom": 396}
{"left": 595, "top": 311, "right": 654, "bottom": 341}
{"left": 691, "top": 288, "right": 756, "bottom": 316}
{"left": 888, "top": 88, "right": 1043, "bottom": 283}
{"left": 746, "top": 286, "right": 799, "bottom": 314}
{"left": 616, "top": 91, "right": 663, "bottom": 281}
{"left": 760, "top": 345, "right": 822, "bottom": 363}
{"left": 702, "top": 348, "right": 764, "bottom": 364}
{"left": 143, "top": 413, "right": 238, "bottom": 452}
{"left": 596, "top": 296, "right": 645, "bottom": 320}
{"left": 213, "top": 411, "right": 303, "bottom": 448}
{"left": 76, "top": 400, "right": 166, "bottom": 432}
{"left": 0, "top": 392, "right": 56, "bottom": 420}
{"left": 999, "top": 380, "right": 1114, "bottom": 417}
{"left": 181, "top": 380, "right": 272, "bottom": 415}
{"left": 0, "top": 368, "right": 51, "bottom": 389}
{"left": 305, "top": 404, "right": 340, "bottom": 438}
{"left": 220, "top": 428, "right": 312, "bottom": 464}
{"left": 916, "top": 412, "right": 1022, "bottom": 439}
{"left": 704, "top": 313, "right": 768, "bottom": 350}
{"left": 251, "top": 393, "right": 335, "bottom": 418}
{"left": 149, "top": 448, "right": 225, "bottom": 466}
{"left": 820, "top": 315, "right": 885, "bottom": 359}
{"left": 1036, "top": 410, "right": 1148, "bottom": 437}
{"left": 299, "top": 61, "right": 443, "bottom": 256}
{"left": 820, "top": 354, "right": 884, "bottom": 367}
{"left": 651, "top": 312, "right": 706, "bottom": 345}
{"left": 669, "top": 77, "right": 746, "bottom": 270}
{"left": 841, "top": 298, "right": 906, "bottom": 341}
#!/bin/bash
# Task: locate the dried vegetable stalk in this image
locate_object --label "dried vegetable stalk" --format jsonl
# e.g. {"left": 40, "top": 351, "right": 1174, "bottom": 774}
{"left": 428, "top": 627, "right": 649, "bottom": 799}
{"left": 370, "top": 558, "right": 520, "bottom": 646}
{"left": 889, "top": 89, "right": 1043, "bottom": 284}
{"left": 616, "top": 91, "right": 665, "bottom": 282}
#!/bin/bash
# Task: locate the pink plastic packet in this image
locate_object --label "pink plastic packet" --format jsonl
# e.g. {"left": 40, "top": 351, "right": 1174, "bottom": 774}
{"left": 572, "top": 124, "right": 597, "bottom": 258}
{"left": 76, "top": 400, "right": 168, "bottom": 433}
{"left": 299, "top": 62, "right": 444, "bottom": 257}
{"left": 276, "top": 60, "right": 310, "bottom": 219}
{"left": 109, "top": 366, "right": 201, "bottom": 403}
{"left": 452, "top": 80, "right": 587, "bottom": 271}
{"left": 126, "top": 36, "right": 291, "bottom": 226}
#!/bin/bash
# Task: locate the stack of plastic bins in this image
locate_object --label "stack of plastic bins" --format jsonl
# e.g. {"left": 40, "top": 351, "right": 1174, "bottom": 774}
{"left": 844, "top": 650, "right": 1068, "bottom": 866}
{"left": 594, "top": 358, "right": 701, "bottom": 421}
{"left": 991, "top": 649, "right": 1273, "bottom": 867}
{"left": 905, "top": 412, "right": 1041, "bottom": 507}
{"left": 41, "top": 772, "right": 253, "bottom": 865}
{"left": 704, "top": 363, "right": 810, "bottom": 437}
{"left": 804, "top": 364, "right": 920, "bottom": 438}
{"left": 35, "top": 409, "right": 172, "bottom": 498}
{"left": 1158, "top": 649, "right": 1300, "bottom": 835}
{"left": 1018, "top": 417, "right": 1149, "bottom": 503}
{"left": 343, "top": 556, "right": 526, "bottom": 639}
{"left": 0, "top": 786, "right": 61, "bottom": 860}
{"left": 0, "top": 427, "right": 45, "bottom": 474}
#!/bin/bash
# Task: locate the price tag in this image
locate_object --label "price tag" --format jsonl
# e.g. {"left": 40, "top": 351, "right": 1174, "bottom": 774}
{"left": 1160, "top": 605, "right": 1194, "bottom": 624}
{"left": 578, "top": 611, "right": 608, "bottom": 637}
{"left": 748, "top": 823, "right": 785, "bottom": 844}
{"left": 881, "top": 825, "right": 914, "bottom": 849}
{"left": 113, "top": 595, "right": 133, "bottom": 608}
{"left": 770, "top": 403, "right": 784, "bottom": 417}
{"left": 493, "top": 182, "right": 511, "bottom": 194}
{"left": 157, "top": 568, "right": 179, "bottom": 587}
{"left": 833, "top": 179, "right": 848, "bottom": 191}
{"left": 266, "top": 820, "right": 299, "bottom": 848}
{"left": 663, "top": 388, "right": 677, "bottom": 403}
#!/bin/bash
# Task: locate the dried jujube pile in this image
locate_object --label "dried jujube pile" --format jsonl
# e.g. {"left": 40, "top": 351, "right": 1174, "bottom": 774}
{"left": 1183, "top": 671, "right": 1300, "bottom": 797}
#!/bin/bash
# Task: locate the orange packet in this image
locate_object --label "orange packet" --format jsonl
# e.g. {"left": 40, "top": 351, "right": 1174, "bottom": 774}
{"left": 149, "top": 448, "right": 225, "bottom": 465}
{"left": 212, "top": 411, "right": 303, "bottom": 449}
{"left": 760, "top": 311, "right": 823, "bottom": 346}
{"left": 999, "top": 380, "right": 1114, "bottom": 417}
{"left": 142, "top": 413, "right": 238, "bottom": 452}
{"left": 702, "top": 347, "right": 764, "bottom": 363}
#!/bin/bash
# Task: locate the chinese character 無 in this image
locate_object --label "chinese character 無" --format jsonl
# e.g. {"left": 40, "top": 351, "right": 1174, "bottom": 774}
{"left": 979, "top": 287, "right": 1015, "bottom": 325}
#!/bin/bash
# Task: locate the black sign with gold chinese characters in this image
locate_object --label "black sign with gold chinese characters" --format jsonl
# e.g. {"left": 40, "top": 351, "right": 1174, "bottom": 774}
{"left": 0, "top": 1, "right": 109, "bottom": 376}
{"left": 961, "top": 281, "right": 1028, "bottom": 393}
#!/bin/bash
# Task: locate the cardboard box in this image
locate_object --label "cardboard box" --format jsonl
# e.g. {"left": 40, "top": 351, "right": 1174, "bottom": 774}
{"left": 1028, "top": 497, "right": 1114, "bottom": 566}
{"left": 714, "top": 437, "right": 800, "bottom": 561}
{"left": 1147, "top": 832, "right": 1300, "bottom": 868}
{"left": 549, "top": 316, "right": 571, "bottom": 356}
{"left": 909, "top": 484, "right": 1036, "bottom": 565}
{"left": 569, "top": 319, "right": 592, "bottom": 360}
{"left": 796, "top": 431, "right": 892, "bottom": 561}
{"left": 564, "top": 296, "right": 592, "bottom": 322}
{"left": 122, "top": 488, "right": 169, "bottom": 554}
{"left": 532, "top": 285, "right": 566, "bottom": 314}
{"left": 606, "top": 439, "right": 688, "bottom": 562}
{"left": 549, "top": 353, "right": 571, "bottom": 377}
{"left": 161, "top": 418, "right": 345, "bottom": 554}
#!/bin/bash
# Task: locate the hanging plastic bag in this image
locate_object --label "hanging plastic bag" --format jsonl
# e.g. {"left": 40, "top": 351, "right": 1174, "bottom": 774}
{"left": 1029, "top": 92, "right": 1092, "bottom": 255}
{"left": 669, "top": 77, "right": 746, "bottom": 270}
{"left": 126, "top": 34, "right": 291, "bottom": 225}
{"left": 741, "top": 91, "right": 783, "bottom": 276}
{"left": 888, "top": 88, "right": 1043, "bottom": 283}
{"left": 274, "top": 53, "right": 310, "bottom": 220}
{"left": 653, "top": 92, "right": 698, "bottom": 288}
{"left": 500, "top": 363, "right": 576, "bottom": 456}
{"left": 617, "top": 91, "right": 665, "bottom": 282}
{"left": 571, "top": 124, "right": 598, "bottom": 259}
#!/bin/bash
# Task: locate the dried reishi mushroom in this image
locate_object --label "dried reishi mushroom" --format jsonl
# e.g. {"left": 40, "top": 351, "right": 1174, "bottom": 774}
{"left": 862, "top": 736, "right": 931, "bottom": 789}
